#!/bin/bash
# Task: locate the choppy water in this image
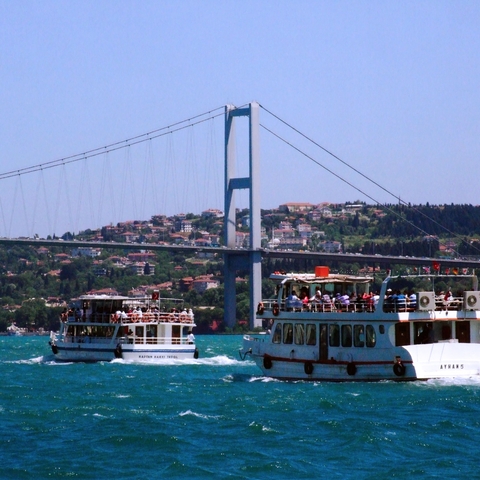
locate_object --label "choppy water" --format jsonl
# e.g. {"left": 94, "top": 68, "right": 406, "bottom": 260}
{"left": 2, "top": 335, "right": 480, "bottom": 479}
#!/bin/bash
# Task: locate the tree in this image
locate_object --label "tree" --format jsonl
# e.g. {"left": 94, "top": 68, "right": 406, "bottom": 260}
{"left": 60, "top": 264, "right": 76, "bottom": 281}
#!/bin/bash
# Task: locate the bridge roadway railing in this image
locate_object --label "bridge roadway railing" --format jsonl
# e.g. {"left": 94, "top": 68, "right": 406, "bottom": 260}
{"left": 1, "top": 237, "right": 479, "bottom": 269}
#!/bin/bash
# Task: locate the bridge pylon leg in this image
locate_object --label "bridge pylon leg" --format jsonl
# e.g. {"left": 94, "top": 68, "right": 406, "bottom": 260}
{"left": 223, "top": 102, "right": 262, "bottom": 330}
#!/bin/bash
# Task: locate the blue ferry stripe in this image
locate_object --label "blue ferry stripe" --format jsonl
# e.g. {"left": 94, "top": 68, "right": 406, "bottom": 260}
{"left": 57, "top": 346, "right": 194, "bottom": 354}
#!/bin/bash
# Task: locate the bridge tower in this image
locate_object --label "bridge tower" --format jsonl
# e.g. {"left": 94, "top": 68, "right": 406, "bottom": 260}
{"left": 224, "top": 102, "right": 262, "bottom": 329}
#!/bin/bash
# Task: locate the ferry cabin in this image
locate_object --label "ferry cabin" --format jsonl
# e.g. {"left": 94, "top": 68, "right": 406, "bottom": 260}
{"left": 61, "top": 295, "right": 193, "bottom": 347}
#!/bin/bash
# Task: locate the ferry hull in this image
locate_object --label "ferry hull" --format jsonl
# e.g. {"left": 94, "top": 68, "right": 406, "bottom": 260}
{"left": 242, "top": 337, "right": 480, "bottom": 382}
{"left": 52, "top": 343, "right": 116, "bottom": 362}
{"left": 51, "top": 342, "right": 198, "bottom": 363}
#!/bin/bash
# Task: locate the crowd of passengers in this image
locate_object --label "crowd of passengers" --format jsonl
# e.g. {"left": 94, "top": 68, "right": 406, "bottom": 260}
{"left": 284, "top": 286, "right": 418, "bottom": 312}
{"left": 62, "top": 306, "right": 194, "bottom": 323}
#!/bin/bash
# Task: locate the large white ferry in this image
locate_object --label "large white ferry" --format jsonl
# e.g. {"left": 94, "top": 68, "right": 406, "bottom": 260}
{"left": 49, "top": 294, "right": 198, "bottom": 362}
{"left": 240, "top": 266, "right": 480, "bottom": 381}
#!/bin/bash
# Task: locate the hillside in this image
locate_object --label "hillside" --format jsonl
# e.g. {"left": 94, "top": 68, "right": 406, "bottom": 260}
{"left": 2, "top": 202, "right": 480, "bottom": 333}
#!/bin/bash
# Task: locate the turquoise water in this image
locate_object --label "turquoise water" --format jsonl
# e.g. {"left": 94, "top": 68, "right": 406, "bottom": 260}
{"left": 2, "top": 335, "right": 480, "bottom": 479}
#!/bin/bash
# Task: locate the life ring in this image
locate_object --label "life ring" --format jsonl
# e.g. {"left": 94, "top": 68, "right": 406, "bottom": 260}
{"left": 347, "top": 362, "right": 357, "bottom": 376}
{"left": 51, "top": 344, "right": 58, "bottom": 355}
{"left": 263, "top": 355, "right": 273, "bottom": 370}
{"left": 257, "top": 302, "right": 265, "bottom": 315}
{"left": 272, "top": 303, "right": 280, "bottom": 316}
{"left": 194, "top": 348, "right": 199, "bottom": 359}
{"left": 393, "top": 361, "right": 406, "bottom": 377}
{"left": 114, "top": 344, "right": 122, "bottom": 359}
{"left": 304, "top": 361, "right": 314, "bottom": 375}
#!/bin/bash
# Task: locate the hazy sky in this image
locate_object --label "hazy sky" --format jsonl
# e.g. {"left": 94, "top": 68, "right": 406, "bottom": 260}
{"left": 1, "top": 1, "right": 479, "bottom": 237}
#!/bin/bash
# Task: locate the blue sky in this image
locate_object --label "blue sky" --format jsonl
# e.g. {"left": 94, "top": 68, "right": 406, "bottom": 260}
{"left": 1, "top": 1, "right": 479, "bottom": 237}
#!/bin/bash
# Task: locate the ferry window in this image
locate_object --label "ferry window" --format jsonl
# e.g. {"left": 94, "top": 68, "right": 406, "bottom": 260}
{"left": 273, "top": 323, "right": 282, "bottom": 344}
{"left": 306, "top": 324, "right": 316, "bottom": 345}
{"left": 354, "top": 325, "right": 365, "bottom": 347}
{"left": 147, "top": 325, "right": 157, "bottom": 337}
{"left": 366, "top": 325, "right": 376, "bottom": 347}
{"left": 395, "top": 322, "right": 411, "bottom": 347}
{"left": 135, "top": 326, "right": 143, "bottom": 337}
{"left": 283, "top": 323, "right": 293, "bottom": 344}
{"left": 341, "top": 325, "right": 352, "bottom": 347}
{"left": 379, "top": 325, "right": 385, "bottom": 334}
{"left": 329, "top": 324, "right": 340, "bottom": 347}
{"left": 294, "top": 323, "right": 305, "bottom": 345}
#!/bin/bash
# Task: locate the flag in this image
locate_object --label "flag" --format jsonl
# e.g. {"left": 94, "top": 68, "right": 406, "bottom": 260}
{"left": 463, "top": 268, "right": 469, "bottom": 275}
{"left": 423, "top": 266, "right": 431, "bottom": 274}
{"left": 452, "top": 268, "right": 458, "bottom": 275}
{"left": 445, "top": 268, "right": 450, "bottom": 275}
{"left": 152, "top": 291, "right": 159, "bottom": 300}
{"left": 432, "top": 261, "right": 440, "bottom": 272}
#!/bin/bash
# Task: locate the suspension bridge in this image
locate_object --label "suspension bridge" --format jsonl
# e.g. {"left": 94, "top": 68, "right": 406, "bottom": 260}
{"left": 1, "top": 102, "right": 479, "bottom": 328}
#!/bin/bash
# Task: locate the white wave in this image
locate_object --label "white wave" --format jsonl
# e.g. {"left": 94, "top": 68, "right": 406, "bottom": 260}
{"left": 179, "top": 409, "right": 220, "bottom": 420}
{"left": 5, "top": 355, "right": 53, "bottom": 365}
{"left": 112, "top": 355, "right": 247, "bottom": 367}
{"left": 248, "top": 375, "right": 281, "bottom": 383}
{"left": 421, "top": 376, "right": 480, "bottom": 388}
{"left": 248, "top": 421, "right": 277, "bottom": 433}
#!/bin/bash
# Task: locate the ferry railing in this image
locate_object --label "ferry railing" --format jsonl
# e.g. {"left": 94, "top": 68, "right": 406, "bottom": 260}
{"left": 128, "top": 336, "right": 191, "bottom": 345}
{"left": 64, "top": 312, "right": 195, "bottom": 324}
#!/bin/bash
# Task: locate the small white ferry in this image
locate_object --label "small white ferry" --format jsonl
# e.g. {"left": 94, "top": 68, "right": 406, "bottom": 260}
{"left": 49, "top": 294, "right": 198, "bottom": 362}
{"left": 7, "top": 323, "right": 25, "bottom": 336}
{"left": 240, "top": 266, "right": 480, "bottom": 381}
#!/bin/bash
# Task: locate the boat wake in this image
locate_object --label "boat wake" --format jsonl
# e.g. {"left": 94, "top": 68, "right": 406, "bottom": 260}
{"left": 111, "top": 354, "right": 247, "bottom": 366}
{"left": 419, "top": 376, "right": 480, "bottom": 388}
{"left": 222, "top": 373, "right": 279, "bottom": 383}
{"left": 5, "top": 355, "right": 62, "bottom": 365}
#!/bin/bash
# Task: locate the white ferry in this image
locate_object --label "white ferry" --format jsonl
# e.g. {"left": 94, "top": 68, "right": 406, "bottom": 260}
{"left": 240, "top": 266, "right": 480, "bottom": 381}
{"left": 49, "top": 294, "right": 198, "bottom": 362}
{"left": 7, "top": 323, "right": 25, "bottom": 336}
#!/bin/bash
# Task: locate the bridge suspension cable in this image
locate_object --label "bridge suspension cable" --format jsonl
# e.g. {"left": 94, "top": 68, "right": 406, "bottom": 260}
{"left": 259, "top": 104, "right": 477, "bottom": 258}
{"left": 0, "top": 106, "right": 226, "bottom": 181}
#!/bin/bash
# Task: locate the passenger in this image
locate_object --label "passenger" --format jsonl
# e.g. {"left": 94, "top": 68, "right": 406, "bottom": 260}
{"left": 286, "top": 290, "right": 302, "bottom": 310}
{"left": 322, "top": 293, "right": 332, "bottom": 304}
{"left": 310, "top": 288, "right": 323, "bottom": 310}
{"left": 408, "top": 291, "right": 417, "bottom": 310}
{"left": 302, "top": 294, "right": 310, "bottom": 309}
{"left": 384, "top": 289, "right": 394, "bottom": 312}
{"left": 395, "top": 290, "right": 407, "bottom": 311}
{"left": 419, "top": 323, "right": 434, "bottom": 344}
{"left": 187, "top": 330, "right": 195, "bottom": 344}
{"left": 340, "top": 294, "right": 350, "bottom": 306}
{"left": 321, "top": 294, "right": 334, "bottom": 311}
{"left": 443, "top": 289, "right": 453, "bottom": 310}
{"left": 300, "top": 286, "right": 309, "bottom": 300}
{"left": 334, "top": 293, "right": 349, "bottom": 311}
{"left": 371, "top": 291, "right": 380, "bottom": 307}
